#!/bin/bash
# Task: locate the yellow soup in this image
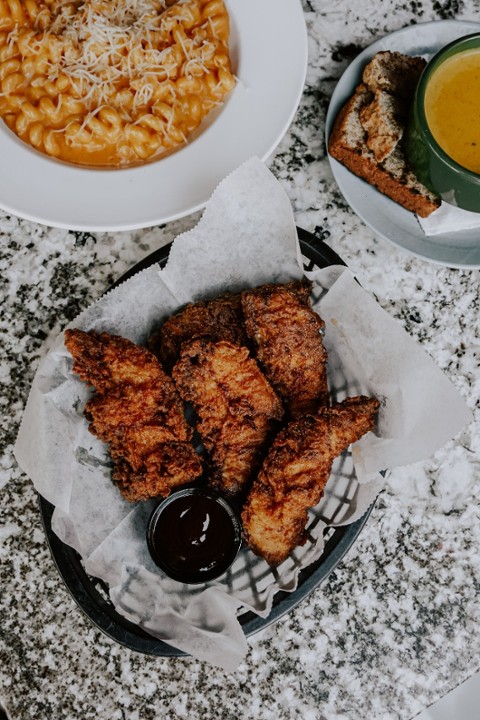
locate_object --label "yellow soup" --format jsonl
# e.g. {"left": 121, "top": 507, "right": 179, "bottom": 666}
{"left": 424, "top": 49, "right": 480, "bottom": 173}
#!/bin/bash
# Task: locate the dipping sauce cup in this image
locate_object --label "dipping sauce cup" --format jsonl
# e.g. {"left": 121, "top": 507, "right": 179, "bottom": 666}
{"left": 405, "top": 33, "right": 480, "bottom": 212}
{"left": 147, "top": 488, "right": 242, "bottom": 584}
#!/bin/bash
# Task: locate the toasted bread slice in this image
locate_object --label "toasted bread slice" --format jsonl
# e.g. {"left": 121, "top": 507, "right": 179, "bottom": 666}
{"left": 328, "top": 52, "right": 440, "bottom": 218}
{"left": 362, "top": 50, "right": 427, "bottom": 100}
{"left": 359, "top": 90, "right": 404, "bottom": 162}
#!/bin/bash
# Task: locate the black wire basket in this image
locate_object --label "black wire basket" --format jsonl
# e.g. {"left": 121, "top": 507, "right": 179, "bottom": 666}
{"left": 38, "top": 227, "right": 375, "bottom": 657}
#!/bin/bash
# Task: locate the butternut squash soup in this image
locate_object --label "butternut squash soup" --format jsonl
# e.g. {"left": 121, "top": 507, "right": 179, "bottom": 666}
{"left": 424, "top": 49, "right": 480, "bottom": 173}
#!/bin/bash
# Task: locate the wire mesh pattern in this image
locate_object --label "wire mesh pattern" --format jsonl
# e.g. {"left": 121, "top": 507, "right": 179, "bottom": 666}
{"left": 212, "top": 430, "right": 361, "bottom": 617}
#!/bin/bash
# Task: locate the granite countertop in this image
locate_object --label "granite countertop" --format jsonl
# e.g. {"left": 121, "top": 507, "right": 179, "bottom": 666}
{"left": 1, "top": 1, "right": 479, "bottom": 718}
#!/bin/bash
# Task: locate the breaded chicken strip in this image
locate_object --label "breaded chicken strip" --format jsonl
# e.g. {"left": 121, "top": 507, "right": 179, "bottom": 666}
{"left": 241, "top": 280, "right": 329, "bottom": 418}
{"left": 148, "top": 292, "right": 247, "bottom": 371}
{"left": 64, "top": 329, "right": 202, "bottom": 502}
{"left": 172, "top": 339, "right": 283, "bottom": 497}
{"left": 242, "top": 396, "right": 380, "bottom": 565}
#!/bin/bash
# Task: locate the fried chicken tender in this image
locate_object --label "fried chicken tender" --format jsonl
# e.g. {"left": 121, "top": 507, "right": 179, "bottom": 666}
{"left": 148, "top": 292, "right": 247, "bottom": 371}
{"left": 241, "top": 396, "right": 380, "bottom": 566}
{"left": 64, "top": 329, "right": 202, "bottom": 502}
{"left": 172, "top": 339, "right": 283, "bottom": 497}
{"left": 241, "top": 280, "right": 329, "bottom": 418}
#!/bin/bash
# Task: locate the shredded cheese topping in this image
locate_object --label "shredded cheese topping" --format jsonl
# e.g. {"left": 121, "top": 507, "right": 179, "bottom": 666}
{"left": 0, "top": 0, "right": 235, "bottom": 166}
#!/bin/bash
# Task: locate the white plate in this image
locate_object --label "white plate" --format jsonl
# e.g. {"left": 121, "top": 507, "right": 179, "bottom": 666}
{"left": 0, "top": 0, "right": 307, "bottom": 231}
{"left": 326, "top": 20, "right": 480, "bottom": 269}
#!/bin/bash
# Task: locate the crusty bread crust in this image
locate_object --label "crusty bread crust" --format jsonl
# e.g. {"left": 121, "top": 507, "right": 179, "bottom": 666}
{"left": 328, "top": 54, "right": 441, "bottom": 218}
{"left": 362, "top": 51, "right": 427, "bottom": 100}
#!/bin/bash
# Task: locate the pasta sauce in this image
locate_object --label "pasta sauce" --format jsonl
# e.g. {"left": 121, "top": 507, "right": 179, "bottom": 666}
{"left": 424, "top": 49, "right": 480, "bottom": 173}
{"left": 0, "top": 0, "right": 235, "bottom": 167}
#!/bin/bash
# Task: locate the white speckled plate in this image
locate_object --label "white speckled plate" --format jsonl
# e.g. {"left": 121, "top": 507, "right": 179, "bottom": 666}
{"left": 326, "top": 20, "right": 480, "bottom": 269}
{"left": 0, "top": 0, "right": 307, "bottom": 232}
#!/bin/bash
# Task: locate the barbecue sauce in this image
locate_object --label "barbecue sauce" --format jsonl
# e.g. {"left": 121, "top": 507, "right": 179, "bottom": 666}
{"left": 148, "top": 490, "right": 241, "bottom": 583}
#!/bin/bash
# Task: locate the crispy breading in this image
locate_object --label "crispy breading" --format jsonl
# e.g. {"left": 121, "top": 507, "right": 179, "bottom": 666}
{"left": 241, "top": 396, "right": 380, "bottom": 566}
{"left": 64, "top": 329, "right": 202, "bottom": 502}
{"left": 172, "top": 339, "right": 283, "bottom": 497}
{"left": 241, "top": 280, "right": 329, "bottom": 418}
{"left": 148, "top": 292, "right": 248, "bottom": 371}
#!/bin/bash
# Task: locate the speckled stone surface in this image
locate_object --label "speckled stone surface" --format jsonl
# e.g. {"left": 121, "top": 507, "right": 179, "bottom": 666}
{"left": 1, "top": 1, "right": 480, "bottom": 719}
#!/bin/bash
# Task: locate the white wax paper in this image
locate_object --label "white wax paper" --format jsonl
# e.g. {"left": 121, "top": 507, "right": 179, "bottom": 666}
{"left": 14, "top": 158, "right": 473, "bottom": 671}
{"left": 417, "top": 201, "right": 480, "bottom": 236}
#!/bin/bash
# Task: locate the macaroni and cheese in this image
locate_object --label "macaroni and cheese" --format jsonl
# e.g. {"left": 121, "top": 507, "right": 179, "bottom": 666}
{"left": 0, "top": 0, "right": 235, "bottom": 166}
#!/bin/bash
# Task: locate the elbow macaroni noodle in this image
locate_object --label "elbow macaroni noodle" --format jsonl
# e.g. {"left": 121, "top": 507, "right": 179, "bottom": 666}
{"left": 0, "top": 0, "right": 235, "bottom": 166}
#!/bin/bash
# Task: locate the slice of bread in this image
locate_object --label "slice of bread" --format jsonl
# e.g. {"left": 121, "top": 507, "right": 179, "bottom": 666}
{"left": 328, "top": 51, "right": 440, "bottom": 218}
{"left": 360, "top": 90, "right": 404, "bottom": 162}
{"left": 362, "top": 51, "right": 427, "bottom": 100}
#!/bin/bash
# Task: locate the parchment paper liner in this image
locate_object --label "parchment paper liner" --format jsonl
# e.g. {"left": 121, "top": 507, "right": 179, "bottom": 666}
{"left": 14, "top": 158, "right": 472, "bottom": 671}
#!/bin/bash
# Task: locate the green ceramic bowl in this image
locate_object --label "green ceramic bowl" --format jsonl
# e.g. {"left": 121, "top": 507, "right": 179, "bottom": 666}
{"left": 405, "top": 33, "right": 480, "bottom": 212}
